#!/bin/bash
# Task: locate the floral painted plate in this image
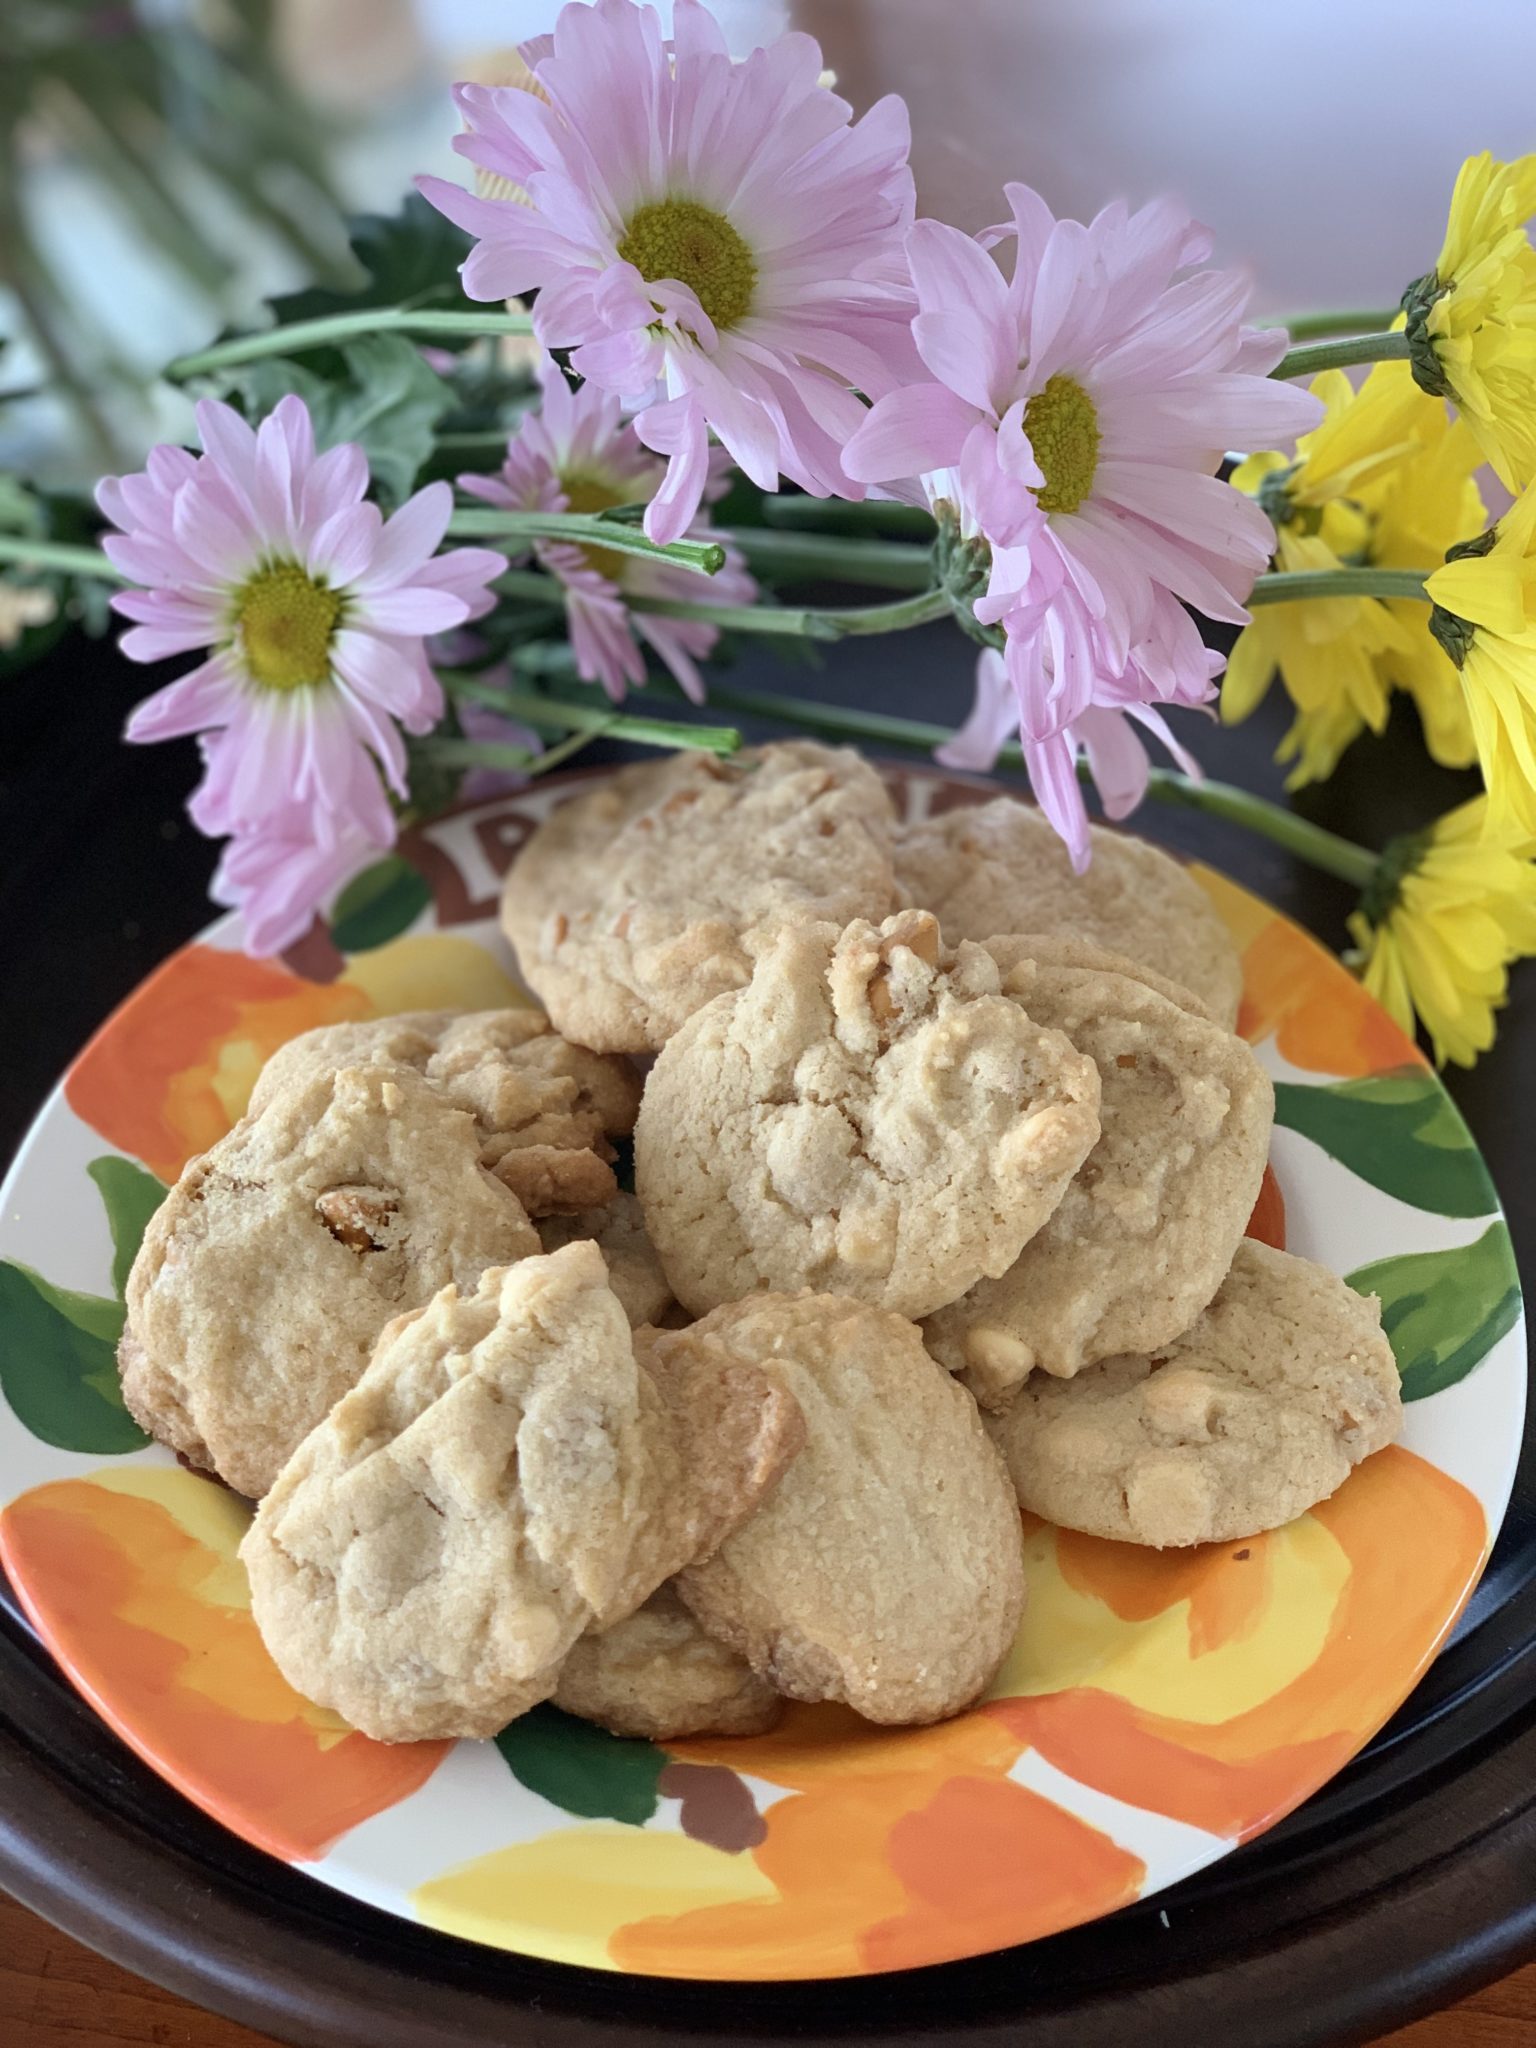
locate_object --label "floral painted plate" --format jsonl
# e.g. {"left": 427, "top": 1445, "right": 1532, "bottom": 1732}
{"left": 0, "top": 766, "right": 1523, "bottom": 1983}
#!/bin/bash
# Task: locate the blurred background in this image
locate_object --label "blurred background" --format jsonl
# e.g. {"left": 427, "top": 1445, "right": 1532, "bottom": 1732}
{"left": 4, "top": 0, "right": 1536, "bottom": 490}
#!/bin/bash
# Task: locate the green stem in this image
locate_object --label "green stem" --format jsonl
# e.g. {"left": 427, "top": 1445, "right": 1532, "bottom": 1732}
{"left": 526, "top": 728, "right": 609, "bottom": 777}
{"left": 0, "top": 535, "right": 126, "bottom": 582}
{"left": 724, "top": 528, "right": 935, "bottom": 590}
{"left": 164, "top": 308, "right": 535, "bottom": 381}
{"left": 439, "top": 676, "right": 741, "bottom": 755}
{"left": 626, "top": 676, "right": 1378, "bottom": 887}
{"left": 631, "top": 597, "right": 840, "bottom": 640}
{"left": 634, "top": 584, "right": 950, "bottom": 640}
{"left": 447, "top": 508, "right": 724, "bottom": 576}
{"left": 1272, "top": 330, "right": 1412, "bottom": 381}
{"left": 760, "top": 496, "right": 938, "bottom": 540}
{"left": 815, "top": 587, "right": 952, "bottom": 635}
{"left": 492, "top": 567, "right": 569, "bottom": 605}
{"left": 1263, "top": 308, "right": 1399, "bottom": 342}
{"left": 1138, "top": 771, "right": 1377, "bottom": 886}
{"left": 1250, "top": 566, "right": 1430, "bottom": 606}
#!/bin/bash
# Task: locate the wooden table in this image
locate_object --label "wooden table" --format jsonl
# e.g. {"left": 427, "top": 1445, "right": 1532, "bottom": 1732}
{"left": 1, "top": 1888, "right": 1531, "bottom": 2046}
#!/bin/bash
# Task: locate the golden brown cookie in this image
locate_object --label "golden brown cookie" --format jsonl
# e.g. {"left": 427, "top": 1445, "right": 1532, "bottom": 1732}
{"left": 636, "top": 911, "right": 1101, "bottom": 1320}
{"left": 240, "top": 1244, "right": 804, "bottom": 1742}
{"left": 664, "top": 1294, "right": 1026, "bottom": 1725}
{"left": 250, "top": 1007, "right": 640, "bottom": 1216}
{"left": 121, "top": 1061, "right": 540, "bottom": 1499}
{"left": 894, "top": 797, "right": 1243, "bottom": 1027}
{"left": 536, "top": 1192, "right": 674, "bottom": 1328}
{"left": 924, "top": 945, "right": 1273, "bottom": 1398}
{"left": 501, "top": 742, "right": 898, "bottom": 1053}
{"left": 553, "top": 1587, "right": 781, "bottom": 1740}
{"left": 984, "top": 1240, "right": 1403, "bottom": 1547}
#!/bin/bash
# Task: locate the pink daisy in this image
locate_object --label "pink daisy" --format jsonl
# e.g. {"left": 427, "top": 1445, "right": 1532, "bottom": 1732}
{"left": 98, "top": 394, "right": 504, "bottom": 840}
{"left": 844, "top": 183, "right": 1322, "bottom": 848}
{"left": 941, "top": 595, "right": 1220, "bottom": 870}
{"left": 186, "top": 716, "right": 398, "bottom": 957}
{"left": 460, "top": 359, "right": 755, "bottom": 700}
{"left": 418, "top": 0, "right": 917, "bottom": 546}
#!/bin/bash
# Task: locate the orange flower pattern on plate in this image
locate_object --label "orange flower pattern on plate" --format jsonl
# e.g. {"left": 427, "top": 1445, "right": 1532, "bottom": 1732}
{"left": 0, "top": 1472, "right": 448, "bottom": 1862}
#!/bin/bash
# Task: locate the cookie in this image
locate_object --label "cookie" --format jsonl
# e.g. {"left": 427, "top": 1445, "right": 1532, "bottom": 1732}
{"left": 894, "top": 798, "right": 1243, "bottom": 1027}
{"left": 984, "top": 1240, "right": 1403, "bottom": 1548}
{"left": 663, "top": 1293, "right": 1026, "bottom": 1725}
{"left": 982, "top": 930, "right": 1215, "bottom": 1022}
{"left": 636, "top": 911, "right": 1101, "bottom": 1320}
{"left": 925, "top": 946, "right": 1273, "bottom": 1397}
{"left": 251, "top": 1007, "right": 641, "bottom": 1216}
{"left": 122, "top": 1062, "right": 540, "bottom": 1499}
{"left": 537, "top": 1192, "right": 674, "bottom": 1329}
{"left": 240, "top": 1243, "right": 803, "bottom": 1741}
{"left": 553, "top": 1586, "right": 781, "bottom": 1740}
{"left": 501, "top": 742, "right": 898, "bottom": 1053}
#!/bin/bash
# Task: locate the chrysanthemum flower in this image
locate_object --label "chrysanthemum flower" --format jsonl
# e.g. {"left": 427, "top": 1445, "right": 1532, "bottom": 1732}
{"left": 98, "top": 395, "right": 504, "bottom": 839}
{"left": 1225, "top": 362, "right": 1485, "bottom": 783}
{"left": 1423, "top": 483, "right": 1536, "bottom": 839}
{"left": 197, "top": 775, "right": 396, "bottom": 960}
{"left": 1347, "top": 798, "right": 1536, "bottom": 1067}
{"left": 418, "top": 0, "right": 917, "bottom": 545}
{"left": 459, "top": 359, "right": 755, "bottom": 701}
{"left": 843, "top": 182, "right": 1320, "bottom": 846}
{"left": 1403, "top": 152, "right": 1536, "bottom": 491}
{"left": 940, "top": 593, "right": 1218, "bottom": 870}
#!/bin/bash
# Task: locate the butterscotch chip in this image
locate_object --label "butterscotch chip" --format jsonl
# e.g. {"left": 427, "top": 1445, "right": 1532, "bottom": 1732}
{"left": 984, "top": 1240, "right": 1403, "bottom": 1548}
{"left": 500, "top": 742, "right": 898, "bottom": 1053}
{"left": 240, "top": 1244, "right": 803, "bottom": 1742}
{"left": 924, "top": 946, "right": 1273, "bottom": 1395}
{"left": 636, "top": 912, "right": 1101, "bottom": 1320}
{"left": 554, "top": 1586, "right": 781, "bottom": 1740}
{"left": 894, "top": 798, "right": 1243, "bottom": 1027}
{"left": 537, "top": 1191, "right": 675, "bottom": 1328}
{"left": 250, "top": 1007, "right": 640, "bottom": 1218}
{"left": 666, "top": 1294, "right": 1026, "bottom": 1726}
{"left": 120, "top": 1063, "right": 540, "bottom": 1500}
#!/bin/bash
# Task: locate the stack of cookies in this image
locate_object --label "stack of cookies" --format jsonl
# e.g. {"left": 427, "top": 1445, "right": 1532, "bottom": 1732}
{"left": 118, "top": 742, "right": 1403, "bottom": 1745}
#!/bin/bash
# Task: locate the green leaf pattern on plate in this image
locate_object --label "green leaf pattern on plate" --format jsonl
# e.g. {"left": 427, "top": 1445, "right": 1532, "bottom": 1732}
{"left": 329, "top": 854, "right": 433, "bottom": 953}
{"left": 0, "top": 1154, "right": 165, "bottom": 1453}
{"left": 1350, "top": 1222, "right": 1522, "bottom": 1402}
{"left": 86, "top": 1156, "right": 168, "bottom": 1301}
{"left": 495, "top": 1707, "right": 667, "bottom": 1825}
{"left": 1273, "top": 1073, "right": 1497, "bottom": 1219}
{"left": 0, "top": 1263, "right": 146, "bottom": 1453}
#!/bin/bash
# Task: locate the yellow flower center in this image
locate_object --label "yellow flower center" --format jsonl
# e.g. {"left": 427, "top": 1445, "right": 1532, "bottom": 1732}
{"left": 1023, "top": 374, "right": 1101, "bottom": 516}
{"left": 617, "top": 197, "right": 757, "bottom": 332}
{"left": 561, "top": 471, "right": 631, "bottom": 583}
{"left": 236, "top": 563, "right": 342, "bottom": 691}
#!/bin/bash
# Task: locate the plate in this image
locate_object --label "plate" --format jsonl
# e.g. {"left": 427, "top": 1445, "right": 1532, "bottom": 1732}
{"left": 0, "top": 763, "right": 1523, "bottom": 1983}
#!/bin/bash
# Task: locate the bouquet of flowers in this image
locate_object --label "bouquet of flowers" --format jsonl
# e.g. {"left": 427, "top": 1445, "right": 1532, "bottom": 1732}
{"left": 5, "top": 0, "right": 1536, "bottom": 1068}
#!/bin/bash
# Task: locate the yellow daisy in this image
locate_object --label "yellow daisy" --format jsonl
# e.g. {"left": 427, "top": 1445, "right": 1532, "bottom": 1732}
{"left": 1423, "top": 482, "right": 1536, "bottom": 838}
{"left": 1347, "top": 797, "right": 1536, "bottom": 1067}
{"left": 1357, "top": 374, "right": 1484, "bottom": 769}
{"left": 1224, "top": 368, "right": 1422, "bottom": 785}
{"left": 1403, "top": 151, "right": 1536, "bottom": 490}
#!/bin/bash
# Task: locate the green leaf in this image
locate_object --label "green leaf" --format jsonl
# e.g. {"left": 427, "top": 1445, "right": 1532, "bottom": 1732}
{"left": 494, "top": 1707, "right": 665, "bottom": 1825}
{"left": 0, "top": 1261, "right": 148, "bottom": 1454}
{"left": 1348, "top": 1221, "right": 1522, "bottom": 1401}
{"left": 329, "top": 855, "right": 433, "bottom": 953}
{"left": 267, "top": 195, "right": 474, "bottom": 356}
{"left": 229, "top": 338, "right": 456, "bottom": 509}
{"left": 1272, "top": 1073, "right": 1496, "bottom": 1219}
{"left": 87, "top": 1157, "right": 167, "bottom": 1301}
